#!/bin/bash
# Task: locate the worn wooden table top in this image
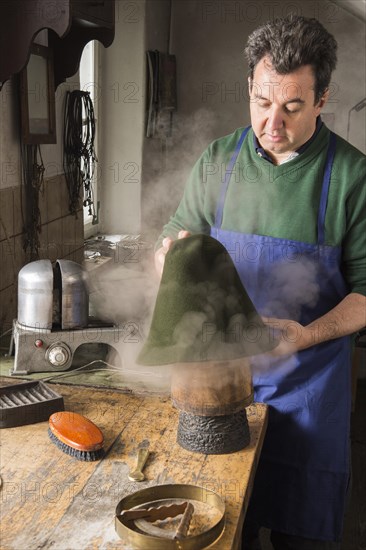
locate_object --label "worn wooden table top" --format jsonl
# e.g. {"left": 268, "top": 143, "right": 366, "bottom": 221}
{"left": 0, "top": 380, "right": 267, "bottom": 550}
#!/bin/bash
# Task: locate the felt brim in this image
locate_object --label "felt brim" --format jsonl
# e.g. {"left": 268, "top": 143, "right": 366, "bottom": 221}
{"left": 137, "top": 235, "right": 279, "bottom": 365}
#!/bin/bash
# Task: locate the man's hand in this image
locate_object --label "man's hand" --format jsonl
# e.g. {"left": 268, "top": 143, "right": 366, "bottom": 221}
{"left": 263, "top": 292, "right": 366, "bottom": 356}
{"left": 262, "top": 317, "right": 314, "bottom": 356}
{"left": 154, "top": 230, "right": 191, "bottom": 277}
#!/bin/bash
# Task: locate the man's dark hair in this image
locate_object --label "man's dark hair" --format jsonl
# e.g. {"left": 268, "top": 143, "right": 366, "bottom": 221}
{"left": 244, "top": 14, "right": 338, "bottom": 103}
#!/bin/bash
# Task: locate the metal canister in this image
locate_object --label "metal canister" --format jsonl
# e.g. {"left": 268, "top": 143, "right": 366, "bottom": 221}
{"left": 17, "top": 260, "right": 54, "bottom": 329}
{"left": 56, "top": 260, "right": 88, "bottom": 329}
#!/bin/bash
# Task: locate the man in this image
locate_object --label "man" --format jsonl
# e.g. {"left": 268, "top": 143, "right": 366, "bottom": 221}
{"left": 154, "top": 15, "right": 366, "bottom": 549}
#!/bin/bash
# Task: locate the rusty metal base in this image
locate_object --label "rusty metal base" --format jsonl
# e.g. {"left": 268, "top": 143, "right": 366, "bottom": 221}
{"left": 177, "top": 409, "right": 250, "bottom": 454}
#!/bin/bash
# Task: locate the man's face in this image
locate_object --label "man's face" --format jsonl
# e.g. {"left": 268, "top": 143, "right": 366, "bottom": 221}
{"left": 249, "top": 56, "right": 329, "bottom": 164}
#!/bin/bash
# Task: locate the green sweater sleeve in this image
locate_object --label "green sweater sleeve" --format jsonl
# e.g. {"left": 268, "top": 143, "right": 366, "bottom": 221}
{"left": 341, "top": 178, "right": 366, "bottom": 296}
{"left": 329, "top": 135, "right": 366, "bottom": 296}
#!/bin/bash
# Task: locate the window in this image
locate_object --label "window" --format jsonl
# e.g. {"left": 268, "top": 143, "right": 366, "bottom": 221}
{"left": 79, "top": 41, "right": 99, "bottom": 236}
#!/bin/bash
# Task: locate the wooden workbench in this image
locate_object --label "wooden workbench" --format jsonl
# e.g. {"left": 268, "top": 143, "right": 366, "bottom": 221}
{"left": 0, "top": 381, "right": 267, "bottom": 550}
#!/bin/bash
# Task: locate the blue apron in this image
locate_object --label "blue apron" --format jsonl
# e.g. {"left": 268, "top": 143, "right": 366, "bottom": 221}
{"left": 210, "top": 127, "right": 352, "bottom": 541}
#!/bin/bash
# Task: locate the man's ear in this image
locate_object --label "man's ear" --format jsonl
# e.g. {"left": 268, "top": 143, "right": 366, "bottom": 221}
{"left": 248, "top": 76, "right": 253, "bottom": 94}
{"left": 317, "top": 88, "right": 330, "bottom": 110}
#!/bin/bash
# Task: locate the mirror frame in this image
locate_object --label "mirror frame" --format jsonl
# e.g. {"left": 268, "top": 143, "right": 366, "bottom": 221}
{"left": 19, "top": 44, "right": 56, "bottom": 144}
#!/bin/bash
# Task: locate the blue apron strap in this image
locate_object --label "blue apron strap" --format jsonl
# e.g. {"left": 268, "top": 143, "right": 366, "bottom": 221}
{"left": 214, "top": 126, "right": 250, "bottom": 228}
{"left": 318, "top": 132, "right": 337, "bottom": 245}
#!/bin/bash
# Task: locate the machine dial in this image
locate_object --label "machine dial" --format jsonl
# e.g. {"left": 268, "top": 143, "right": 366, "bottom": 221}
{"left": 46, "top": 343, "right": 71, "bottom": 368}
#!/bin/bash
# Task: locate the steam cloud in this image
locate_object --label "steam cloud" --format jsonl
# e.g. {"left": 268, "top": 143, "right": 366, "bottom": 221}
{"left": 87, "top": 106, "right": 324, "bottom": 395}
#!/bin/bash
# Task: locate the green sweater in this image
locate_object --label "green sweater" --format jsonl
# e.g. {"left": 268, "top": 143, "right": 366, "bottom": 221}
{"left": 158, "top": 125, "right": 366, "bottom": 296}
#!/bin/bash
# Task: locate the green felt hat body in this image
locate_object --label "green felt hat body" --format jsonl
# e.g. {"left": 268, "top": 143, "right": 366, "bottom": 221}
{"left": 137, "top": 234, "right": 278, "bottom": 365}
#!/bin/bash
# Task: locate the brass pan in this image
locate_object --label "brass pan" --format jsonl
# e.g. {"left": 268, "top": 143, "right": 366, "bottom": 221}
{"left": 115, "top": 483, "right": 225, "bottom": 549}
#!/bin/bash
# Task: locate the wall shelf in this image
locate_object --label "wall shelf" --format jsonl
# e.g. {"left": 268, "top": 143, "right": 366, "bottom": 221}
{"left": 0, "top": 0, "right": 115, "bottom": 89}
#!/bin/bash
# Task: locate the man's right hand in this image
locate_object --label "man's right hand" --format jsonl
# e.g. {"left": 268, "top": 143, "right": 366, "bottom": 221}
{"left": 154, "top": 230, "right": 191, "bottom": 277}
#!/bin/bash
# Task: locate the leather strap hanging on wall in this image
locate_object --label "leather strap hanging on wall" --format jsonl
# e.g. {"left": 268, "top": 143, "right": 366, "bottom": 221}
{"left": 146, "top": 50, "right": 177, "bottom": 139}
{"left": 21, "top": 143, "right": 45, "bottom": 260}
{"left": 63, "top": 90, "right": 97, "bottom": 220}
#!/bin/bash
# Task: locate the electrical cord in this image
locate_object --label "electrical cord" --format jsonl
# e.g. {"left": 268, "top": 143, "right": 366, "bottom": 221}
{"left": 63, "top": 90, "right": 97, "bottom": 218}
{"left": 0, "top": 218, "right": 16, "bottom": 281}
{"left": 20, "top": 143, "right": 45, "bottom": 259}
{"left": 0, "top": 328, "right": 12, "bottom": 340}
{"left": 42, "top": 359, "right": 168, "bottom": 384}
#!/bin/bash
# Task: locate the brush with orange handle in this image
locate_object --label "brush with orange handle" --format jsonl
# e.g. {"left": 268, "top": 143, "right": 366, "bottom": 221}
{"left": 48, "top": 411, "right": 105, "bottom": 461}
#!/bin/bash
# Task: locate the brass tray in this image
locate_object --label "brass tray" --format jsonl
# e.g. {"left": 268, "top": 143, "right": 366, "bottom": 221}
{"left": 115, "top": 484, "right": 225, "bottom": 549}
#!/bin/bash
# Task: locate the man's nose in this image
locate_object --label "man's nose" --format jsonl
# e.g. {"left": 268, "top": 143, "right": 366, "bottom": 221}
{"left": 266, "top": 107, "right": 284, "bottom": 131}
